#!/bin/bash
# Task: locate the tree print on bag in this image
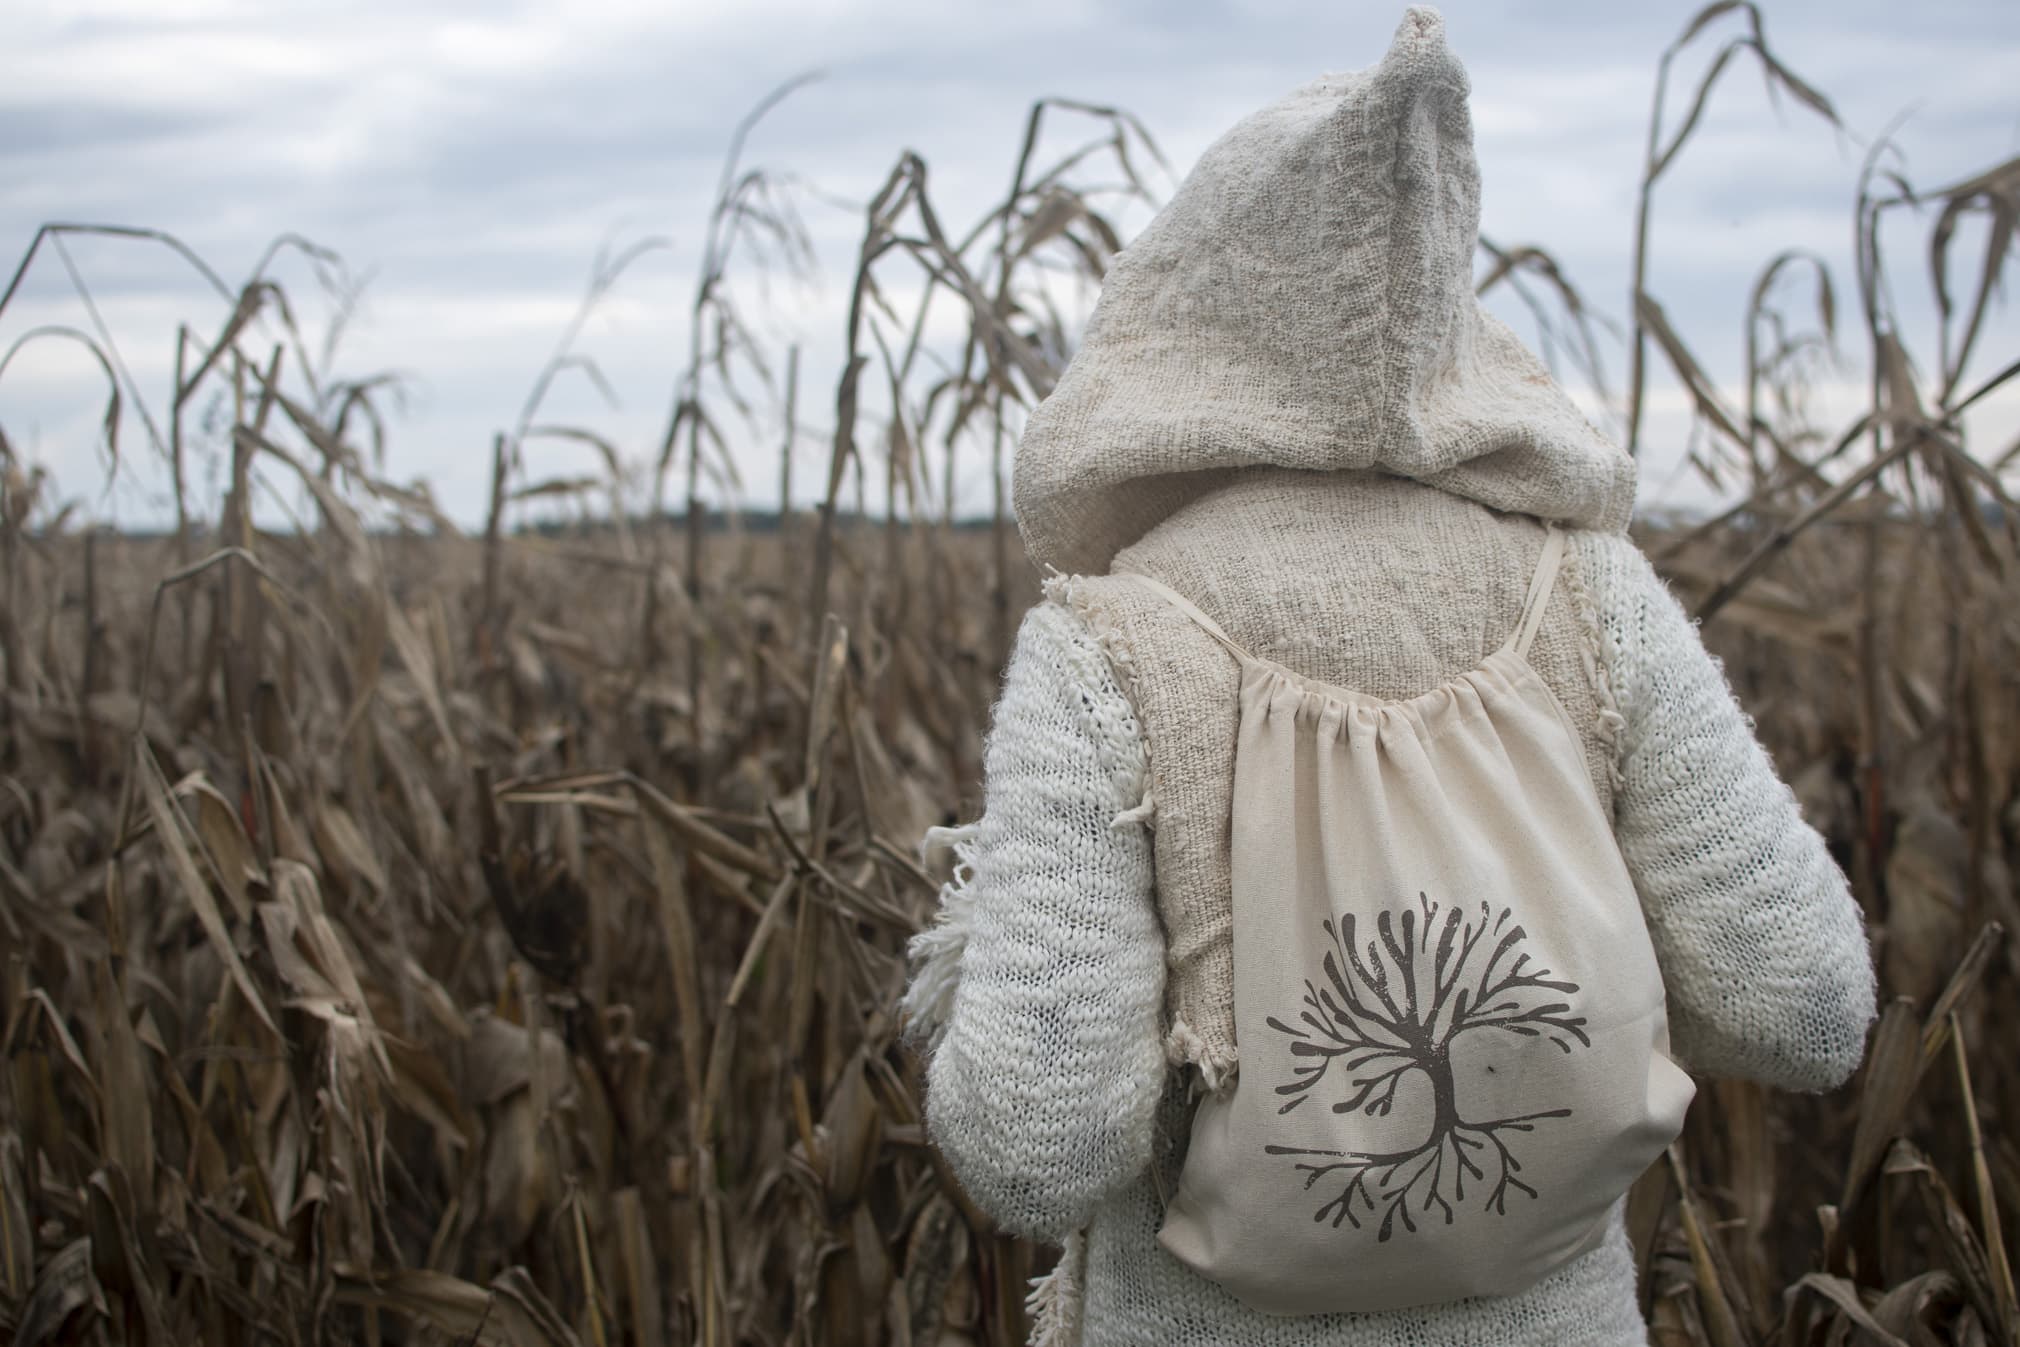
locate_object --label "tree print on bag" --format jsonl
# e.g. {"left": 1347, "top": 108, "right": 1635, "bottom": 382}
{"left": 1264, "top": 891, "right": 1591, "bottom": 1239}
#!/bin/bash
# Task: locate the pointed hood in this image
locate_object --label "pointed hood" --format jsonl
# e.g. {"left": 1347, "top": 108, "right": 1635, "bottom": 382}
{"left": 1013, "top": 7, "right": 1635, "bottom": 575}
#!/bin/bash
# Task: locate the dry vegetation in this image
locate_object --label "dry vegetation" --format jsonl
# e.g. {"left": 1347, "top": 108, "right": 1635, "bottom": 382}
{"left": 2, "top": 4, "right": 2018, "bottom": 1344}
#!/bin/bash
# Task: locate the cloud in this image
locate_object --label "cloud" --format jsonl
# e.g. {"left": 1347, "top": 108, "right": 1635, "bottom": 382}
{"left": 2, "top": 0, "right": 2016, "bottom": 526}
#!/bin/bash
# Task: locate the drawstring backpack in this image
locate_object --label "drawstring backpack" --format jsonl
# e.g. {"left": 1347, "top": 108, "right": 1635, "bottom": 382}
{"left": 1117, "top": 527, "right": 1695, "bottom": 1314}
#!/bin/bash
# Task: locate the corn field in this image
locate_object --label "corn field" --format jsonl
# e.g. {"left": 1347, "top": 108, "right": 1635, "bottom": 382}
{"left": 2, "top": 5, "right": 2018, "bottom": 1344}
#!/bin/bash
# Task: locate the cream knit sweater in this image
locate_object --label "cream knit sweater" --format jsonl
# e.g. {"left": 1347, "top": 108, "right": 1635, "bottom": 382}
{"left": 904, "top": 512, "right": 1876, "bottom": 1346}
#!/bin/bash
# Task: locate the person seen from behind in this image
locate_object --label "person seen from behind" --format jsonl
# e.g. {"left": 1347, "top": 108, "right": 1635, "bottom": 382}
{"left": 901, "top": 10, "right": 1878, "bottom": 1345}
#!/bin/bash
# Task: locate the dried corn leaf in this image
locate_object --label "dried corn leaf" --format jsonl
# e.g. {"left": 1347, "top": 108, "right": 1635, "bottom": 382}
{"left": 1838, "top": 999, "right": 1919, "bottom": 1221}
{"left": 183, "top": 775, "right": 258, "bottom": 922}
{"left": 387, "top": 601, "right": 460, "bottom": 765}
{"left": 614, "top": 1187, "right": 665, "bottom": 1347}
{"left": 313, "top": 798, "right": 389, "bottom": 898}
{"left": 135, "top": 743, "right": 276, "bottom": 1035}
{"left": 90, "top": 962, "right": 153, "bottom": 1201}
{"left": 334, "top": 1266, "right": 582, "bottom": 1347}
{"left": 639, "top": 799, "right": 707, "bottom": 1110}
{"left": 0, "top": 1131, "right": 31, "bottom": 1301}
{"left": 1790, "top": 1273, "right": 1911, "bottom": 1347}
{"left": 12, "top": 1239, "right": 105, "bottom": 1347}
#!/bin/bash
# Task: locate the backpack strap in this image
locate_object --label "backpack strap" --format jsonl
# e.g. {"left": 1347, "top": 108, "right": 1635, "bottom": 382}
{"left": 1504, "top": 526, "right": 1567, "bottom": 661}
{"left": 1112, "top": 570, "right": 1258, "bottom": 667}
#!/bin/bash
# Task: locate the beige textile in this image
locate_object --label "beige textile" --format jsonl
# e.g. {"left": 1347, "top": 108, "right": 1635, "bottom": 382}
{"left": 1119, "top": 530, "right": 1694, "bottom": 1313}
{"left": 1059, "top": 472, "right": 1622, "bottom": 1081}
{"left": 1013, "top": 1, "right": 1640, "bottom": 1086}
{"left": 912, "top": 491, "right": 1876, "bottom": 1343}
{"left": 911, "top": 2, "right": 1874, "bottom": 1336}
{"left": 1012, "top": 8, "right": 1635, "bottom": 578}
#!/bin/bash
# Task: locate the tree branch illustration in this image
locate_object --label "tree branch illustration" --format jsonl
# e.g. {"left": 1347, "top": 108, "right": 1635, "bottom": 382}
{"left": 1264, "top": 892, "right": 1593, "bottom": 1237}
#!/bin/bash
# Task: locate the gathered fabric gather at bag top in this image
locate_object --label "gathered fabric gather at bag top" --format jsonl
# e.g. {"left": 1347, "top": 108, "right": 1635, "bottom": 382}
{"left": 1118, "top": 528, "right": 1696, "bottom": 1314}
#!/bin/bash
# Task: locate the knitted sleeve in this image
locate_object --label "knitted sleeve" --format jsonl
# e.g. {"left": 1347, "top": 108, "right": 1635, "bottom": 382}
{"left": 902, "top": 598, "right": 1167, "bottom": 1242}
{"left": 1576, "top": 530, "right": 1877, "bottom": 1092}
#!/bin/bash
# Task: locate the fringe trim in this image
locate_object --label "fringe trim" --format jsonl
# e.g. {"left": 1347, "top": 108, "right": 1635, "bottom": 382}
{"left": 1026, "top": 1229, "right": 1087, "bottom": 1347}
{"left": 1563, "top": 535, "right": 1628, "bottom": 798}
{"left": 1110, "top": 788, "right": 1155, "bottom": 830}
{"left": 900, "top": 821, "right": 983, "bottom": 1053}
{"left": 1043, "top": 571, "right": 1157, "bottom": 843}
{"left": 917, "top": 819, "right": 980, "bottom": 870}
{"left": 1164, "top": 1017, "right": 1239, "bottom": 1095}
{"left": 1041, "top": 570, "right": 1147, "bottom": 721}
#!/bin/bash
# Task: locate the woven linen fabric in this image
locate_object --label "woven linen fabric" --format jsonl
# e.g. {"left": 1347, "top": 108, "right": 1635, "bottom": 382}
{"left": 905, "top": 523, "right": 1875, "bottom": 1344}
{"left": 1012, "top": 7, "right": 1636, "bottom": 578}
{"left": 1057, "top": 471, "right": 1627, "bottom": 1078}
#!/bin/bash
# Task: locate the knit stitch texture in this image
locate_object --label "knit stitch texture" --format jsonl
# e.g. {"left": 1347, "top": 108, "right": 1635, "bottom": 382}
{"left": 911, "top": 601, "right": 1167, "bottom": 1240}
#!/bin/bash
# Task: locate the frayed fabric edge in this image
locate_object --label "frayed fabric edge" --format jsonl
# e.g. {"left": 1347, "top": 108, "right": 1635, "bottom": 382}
{"left": 1564, "top": 534, "right": 1628, "bottom": 798}
{"left": 1027, "top": 1229, "right": 1087, "bottom": 1347}
{"left": 900, "top": 821, "right": 984, "bottom": 1053}
{"left": 1164, "top": 1018, "right": 1238, "bottom": 1095}
{"left": 918, "top": 819, "right": 981, "bottom": 870}
{"left": 1041, "top": 569, "right": 1147, "bottom": 717}
{"left": 1111, "top": 789, "right": 1155, "bottom": 830}
{"left": 1044, "top": 570, "right": 1158, "bottom": 840}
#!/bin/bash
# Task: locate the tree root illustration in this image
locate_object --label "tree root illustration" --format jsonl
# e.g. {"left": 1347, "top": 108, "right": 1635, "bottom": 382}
{"left": 1263, "top": 892, "right": 1591, "bottom": 1236}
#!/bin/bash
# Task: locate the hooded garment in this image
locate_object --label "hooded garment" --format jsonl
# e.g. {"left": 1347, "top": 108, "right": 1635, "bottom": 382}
{"left": 1016, "top": 7, "right": 1639, "bottom": 1078}
{"left": 1013, "top": 6, "right": 1636, "bottom": 579}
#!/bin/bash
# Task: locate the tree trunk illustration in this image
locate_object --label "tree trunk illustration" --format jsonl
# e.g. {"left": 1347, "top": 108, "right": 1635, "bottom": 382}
{"left": 1263, "top": 891, "right": 1591, "bottom": 1239}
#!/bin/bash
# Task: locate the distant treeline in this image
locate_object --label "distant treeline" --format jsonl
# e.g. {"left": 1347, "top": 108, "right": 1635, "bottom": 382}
{"left": 79, "top": 500, "right": 2020, "bottom": 543}
{"left": 71, "top": 508, "right": 1013, "bottom": 541}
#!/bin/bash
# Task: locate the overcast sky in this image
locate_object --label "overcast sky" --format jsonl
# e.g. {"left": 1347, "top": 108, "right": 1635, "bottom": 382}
{"left": 3, "top": 0, "right": 2016, "bottom": 529}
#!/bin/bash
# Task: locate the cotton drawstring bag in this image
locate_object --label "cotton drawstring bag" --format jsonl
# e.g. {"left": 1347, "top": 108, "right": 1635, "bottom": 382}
{"left": 1120, "top": 528, "right": 1695, "bottom": 1314}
